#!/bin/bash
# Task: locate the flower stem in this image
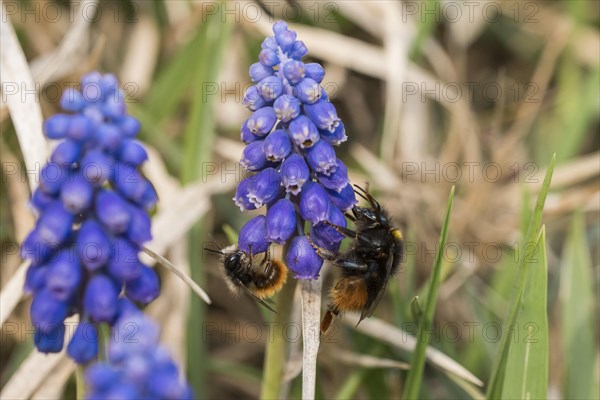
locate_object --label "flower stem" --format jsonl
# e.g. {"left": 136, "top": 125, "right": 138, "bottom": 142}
{"left": 75, "top": 365, "right": 85, "bottom": 400}
{"left": 260, "top": 279, "right": 296, "bottom": 399}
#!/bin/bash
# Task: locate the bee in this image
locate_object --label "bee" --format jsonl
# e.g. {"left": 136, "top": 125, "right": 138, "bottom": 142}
{"left": 205, "top": 244, "right": 288, "bottom": 313}
{"left": 308, "top": 185, "right": 403, "bottom": 333}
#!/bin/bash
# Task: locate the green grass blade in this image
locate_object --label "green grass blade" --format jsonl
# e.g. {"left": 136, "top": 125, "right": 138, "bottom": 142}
{"left": 560, "top": 211, "right": 599, "bottom": 399}
{"left": 501, "top": 226, "right": 548, "bottom": 399}
{"left": 402, "top": 185, "right": 455, "bottom": 400}
{"left": 180, "top": 13, "right": 232, "bottom": 397}
{"left": 260, "top": 280, "right": 297, "bottom": 399}
{"left": 486, "top": 154, "right": 555, "bottom": 399}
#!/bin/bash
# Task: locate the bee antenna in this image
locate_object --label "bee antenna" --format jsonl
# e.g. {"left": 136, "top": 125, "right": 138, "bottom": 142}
{"left": 353, "top": 183, "right": 380, "bottom": 211}
{"left": 204, "top": 246, "right": 224, "bottom": 255}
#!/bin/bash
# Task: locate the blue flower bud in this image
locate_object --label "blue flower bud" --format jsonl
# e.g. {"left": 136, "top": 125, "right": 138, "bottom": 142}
{"left": 259, "top": 49, "right": 279, "bottom": 67}
{"left": 249, "top": 62, "right": 273, "bottom": 83}
{"left": 66, "top": 114, "right": 94, "bottom": 142}
{"left": 238, "top": 215, "right": 270, "bottom": 254}
{"left": 319, "top": 121, "right": 347, "bottom": 146}
{"left": 35, "top": 323, "right": 65, "bottom": 353}
{"left": 112, "top": 313, "right": 160, "bottom": 361}
{"left": 299, "top": 182, "right": 331, "bottom": 224}
{"left": 118, "top": 116, "right": 141, "bottom": 137}
{"left": 83, "top": 106, "right": 104, "bottom": 126}
{"left": 60, "top": 173, "right": 94, "bottom": 214}
{"left": 108, "top": 238, "right": 143, "bottom": 282}
{"left": 30, "top": 289, "right": 68, "bottom": 333}
{"left": 306, "top": 139, "right": 338, "bottom": 175}
{"left": 84, "top": 274, "right": 119, "bottom": 323}
{"left": 247, "top": 107, "right": 277, "bottom": 136}
{"left": 31, "top": 188, "right": 56, "bottom": 213}
{"left": 289, "top": 115, "right": 319, "bottom": 148}
{"left": 113, "top": 163, "right": 150, "bottom": 205}
{"left": 289, "top": 40, "right": 308, "bottom": 60}
{"left": 102, "top": 91, "right": 126, "bottom": 119}
{"left": 310, "top": 206, "right": 346, "bottom": 248}
{"left": 294, "top": 78, "right": 322, "bottom": 104}
{"left": 241, "top": 119, "right": 262, "bottom": 144}
{"left": 138, "top": 182, "right": 158, "bottom": 211}
{"left": 273, "top": 20, "right": 288, "bottom": 35}
{"left": 50, "top": 140, "right": 82, "bottom": 166}
{"left": 81, "top": 73, "right": 103, "bottom": 102}
{"left": 40, "top": 163, "right": 67, "bottom": 195}
{"left": 81, "top": 150, "right": 114, "bottom": 187}
{"left": 266, "top": 199, "right": 296, "bottom": 244}
{"left": 21, "top": 230, "right": 54, "bottom": 264}
{"left": 119, "top": 140, "right": 148, "bottom": 166}
{"left": 148, "top": 369, "right": 193, "bottom": 400}
{"left": 327, "top": 184, "right": 357, "bottom": 212}
{"left": 95, "top": 190, "right": 131, "bottom": 235}
{"left": 85, "top": 364, "right": 119, "bottom": 392}
{"left": 261, "top": 36, "right": 278, "bottom": 50}
{"left": 247, "top": 167, "right": 281, "bottom": 208}
{"left": 317, "top": 159, "right": 349, "bottom": 192}
{"left": 127, "top": 205, "right": 152, "bottom": 246}
{"left": 25, "top": 264, "right": 47, "bottom": 294}
{"left": 125, "top": 266, "right": 160, "bottom": 305}
{"left": 264, "top": 129, "right": 292, "bottom": 162}
{"left": 96, "top": 123, "right": 122, "bottom": 152}
{"left": 241, "top": 140, "right": 268, "bottom": 171}
{"left": 233, "top": 177, "right": 257, "bottom": 211}
{"left": 304, "top": 63, "right": 325, "bottom": 83}
{"left": 99, "top": 73, "right": 119, "bottom": 94}
{"left": 280, "top": 154, "right": 309, "bottom": 195}
{"left": 46, "top": 248, "right": 82, "bottom": 300}
{"left": 122, "top": 354, "right": 151, "bottom": 384}
{"left": 276, "top": 29, "right": 297, "bottom": 53}
{"left": 242, "top": 85, "right": 267, "bottom": 111}
{"left": 67, "top": 321, "right": 99, "bottom": 364}
{"left": 60, "top": 87, "right": 86, "bottom": 112}
{"left": 258, "top": 76, "right": 284, "bottom": 101}
{"left": 303, "top": 100, "right": 340, "bottom": 132}
{"left": 286, "top": 235, "right": 323, "bottom": 279}
{"left": 78, "top": 220, "right": 112, "bottom": 271}
{"left": 309, "top": 224, "right": 340, "bottom": 253}
{"left": 116, "top": 297, "right": 140, "bottom": 319}
{"left": 36, "top": 201, "right": 74, "bottom": 246}
{"left": 81, "top": 71, "right": 102, "bottom": 87}
{"left": 44, "top": 114, "right": 70, "bottom": 139}
{"left": 103, "top": 383, "right": 142, "bottom": 399}
{"left": 282, "top": 60, "right": 305, "bottom": 85}
{"left": 273, "top": 95, "right": 301, "bottom": 122}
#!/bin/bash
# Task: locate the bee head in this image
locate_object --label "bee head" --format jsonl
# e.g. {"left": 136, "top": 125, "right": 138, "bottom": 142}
{"left": 223, "top": 251, "right": 244, "bottom": 273}
{"left": 354, "top": 206, "right": 389, "bottom": 226}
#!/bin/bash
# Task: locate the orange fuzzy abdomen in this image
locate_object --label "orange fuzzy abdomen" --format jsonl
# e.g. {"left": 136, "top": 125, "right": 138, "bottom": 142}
{"left": 252, "top": 260, "right": 288, "bottom": 299}
{"left": 329, "top": 276, "right": 368, "bottom": 313}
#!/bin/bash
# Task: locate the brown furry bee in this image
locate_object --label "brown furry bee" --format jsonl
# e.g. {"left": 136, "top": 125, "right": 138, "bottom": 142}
{"left": 308, "top": 185, "right": 403, "bottom": 332}
{"left": 205, "top": 244, "right": 288, "bottom": 312}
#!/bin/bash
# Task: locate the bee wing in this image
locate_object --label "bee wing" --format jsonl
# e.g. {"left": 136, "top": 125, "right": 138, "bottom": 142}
{"left": 358, "top": 255, "right": 395, "bottom": 323}
{"left": 238, "top": 284, "right": 278, "bottom": 314}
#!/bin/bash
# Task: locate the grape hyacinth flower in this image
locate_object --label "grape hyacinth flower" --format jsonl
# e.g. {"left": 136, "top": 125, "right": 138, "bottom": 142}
{"left": 235, "top": 21, "right": 357, "bottom": 279}
{"left": 21, "top": 72, "right": 160, "bottom": 361}
{"left": 84, "top": 303, "right": 193, "bottom": 399}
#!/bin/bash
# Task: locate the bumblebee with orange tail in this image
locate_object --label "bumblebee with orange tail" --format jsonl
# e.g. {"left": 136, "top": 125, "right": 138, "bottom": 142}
{"left": 308, "top": 185, "right": 403, "bottom": 333}
{"left": 205, "top": 244, "right": 287, "bottom": 313}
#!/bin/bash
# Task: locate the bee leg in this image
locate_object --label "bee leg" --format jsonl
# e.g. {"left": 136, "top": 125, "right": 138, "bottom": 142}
{"left": 322, "top": 221, "right": 380, "bottom": 249}
{"left": 321, "top": 310, "right": 334, "bottom": 333}
{"left": 323, "top": 221, "right": 359, "bottom": 239}
{"left": 263, "top": 245, "right": 273, "bottom": 277}
{"left": 307, "top": 234, "right": 369, "bottom": 271}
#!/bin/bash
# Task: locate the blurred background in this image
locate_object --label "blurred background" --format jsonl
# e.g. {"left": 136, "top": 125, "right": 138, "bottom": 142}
{"left": 1, "top": 1, "right": 598, "bottom": 399}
